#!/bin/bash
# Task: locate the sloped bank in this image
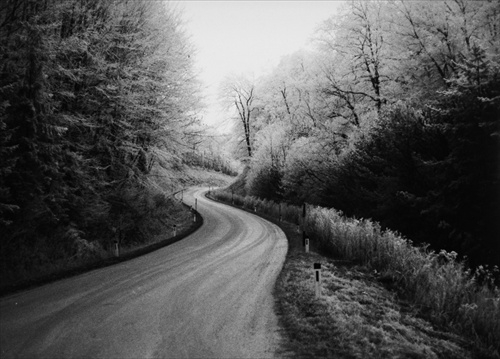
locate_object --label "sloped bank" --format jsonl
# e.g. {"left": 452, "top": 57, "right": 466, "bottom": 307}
{"left": 208, "top": 189, "right": 499, "bottom": 359}
{"left": 0, "top": 199, "right": 202, "bottom": 297}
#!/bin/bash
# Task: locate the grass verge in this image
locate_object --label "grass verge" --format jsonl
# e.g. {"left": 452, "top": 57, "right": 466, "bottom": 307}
{"left": 275, "top": 221, "right": 476, "bottom": 359}
{"left": 209, "top": 189, "right": 500, "bottom": 359}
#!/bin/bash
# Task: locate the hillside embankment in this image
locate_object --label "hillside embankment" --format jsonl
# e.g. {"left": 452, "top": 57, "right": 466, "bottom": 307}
{"left": 0, "top": 168, "right": 235, "bottom": 296}
{"left": 209, "top": 189, "right": 499, "bottom": 359}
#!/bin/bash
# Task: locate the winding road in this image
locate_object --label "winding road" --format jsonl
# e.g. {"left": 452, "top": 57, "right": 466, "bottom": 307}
{"left": 0, "top": 188, "right": 288, "bottom": 358}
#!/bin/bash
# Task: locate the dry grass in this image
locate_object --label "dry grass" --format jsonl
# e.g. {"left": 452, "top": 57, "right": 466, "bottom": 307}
{"left": 277, "top": 251, "right": 473, "bottom": 358}
{"left": 211, "top": 190, "right": 500, "bottom": 358}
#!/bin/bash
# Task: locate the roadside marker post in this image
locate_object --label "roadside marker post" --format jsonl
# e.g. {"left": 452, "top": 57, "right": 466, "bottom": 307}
{"left": 173, "top": 224, "right": 177, "bottom": 237}
{"left": 314, "top": 263, "right": 321, "bottom": 298}
{"left": 191, "top": 206, "right": 196, "bottom": 222}
{"left": 114, "top": 240, "right": 120, "bottom": 258}
{"left": 305, "top": 237, "right": 309, "bottom": 253}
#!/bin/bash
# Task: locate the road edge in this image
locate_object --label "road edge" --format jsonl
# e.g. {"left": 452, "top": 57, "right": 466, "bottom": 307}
{"left": 0, "top": 202, "right": 203, "bottom": 298}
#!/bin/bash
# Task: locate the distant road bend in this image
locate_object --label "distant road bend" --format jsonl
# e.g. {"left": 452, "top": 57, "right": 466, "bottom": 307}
{"left": 0, "top": 187, "right": 288, "bottom": 358}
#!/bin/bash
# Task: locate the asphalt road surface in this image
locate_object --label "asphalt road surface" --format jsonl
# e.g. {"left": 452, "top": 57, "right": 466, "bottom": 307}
{"left": 0, "top": 188, "right": 288, "bottom": 358}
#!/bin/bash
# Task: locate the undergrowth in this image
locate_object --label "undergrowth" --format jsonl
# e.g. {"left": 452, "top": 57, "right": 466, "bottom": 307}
{"left": 0, "top": 168, "right": 235, "bottom": 295}
{"left": 0, "top": 191, "right": 192, "bottom": 293}
{"left": 212, "top": 189, "right": 500, "bottom": 357}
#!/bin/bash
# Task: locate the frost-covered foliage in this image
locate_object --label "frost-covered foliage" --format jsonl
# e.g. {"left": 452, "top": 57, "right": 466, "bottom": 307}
{"left": 236, "top": 0, "right": 500, "bottom": 268}
{"left": 245, "top": 123, "right": 291, "bottom": 199}
{"left": 0, "top": 0, "right": 202, "bottom": 280}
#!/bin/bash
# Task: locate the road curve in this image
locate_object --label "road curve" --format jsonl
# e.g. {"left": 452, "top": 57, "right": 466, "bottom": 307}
{"left": 0, "top": 187, "right": 288, "bottom": 358}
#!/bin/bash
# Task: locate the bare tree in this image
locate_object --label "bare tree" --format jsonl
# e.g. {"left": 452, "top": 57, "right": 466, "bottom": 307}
{"left": 316, "top": 0, "right": 393, "bottom": 122}
{"left": 394, "top": 0, "right": 500, "bottom": 90}
{"left": 220, "top": 76, "right": 255, "bottom": 158}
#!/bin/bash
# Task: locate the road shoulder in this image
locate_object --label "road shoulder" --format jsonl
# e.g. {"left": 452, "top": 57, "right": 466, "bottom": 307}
{"left": 207, "top": 194, "right": 476, "bottom": 359}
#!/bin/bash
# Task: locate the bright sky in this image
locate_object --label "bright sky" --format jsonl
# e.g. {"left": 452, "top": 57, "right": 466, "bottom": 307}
{"left": 174, "top": 1, "right": 341, "bottom": 131}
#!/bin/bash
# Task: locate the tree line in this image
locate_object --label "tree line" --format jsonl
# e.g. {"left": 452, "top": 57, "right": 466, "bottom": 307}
{"left": 0, "top": 0, "right": 204, "bottom": 279}
{"left": 222, "top": 0, "right": 500, "bottom": 268}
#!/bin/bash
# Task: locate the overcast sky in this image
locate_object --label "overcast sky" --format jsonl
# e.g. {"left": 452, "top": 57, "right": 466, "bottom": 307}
{"left": 174, "top": 1, "right": 341, "bottom": 131}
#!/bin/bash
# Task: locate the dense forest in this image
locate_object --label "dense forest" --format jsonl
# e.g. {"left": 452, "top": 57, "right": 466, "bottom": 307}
{"left": 223, "top": 0, "right": 500, "bottom": 268}
{"left": 0, "top": 0, "right": 228, "bottom": 281}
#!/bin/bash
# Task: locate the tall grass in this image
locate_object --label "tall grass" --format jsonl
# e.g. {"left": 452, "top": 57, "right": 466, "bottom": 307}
{"left": 211, "top": 189, "right": 500, "bottom": 355}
